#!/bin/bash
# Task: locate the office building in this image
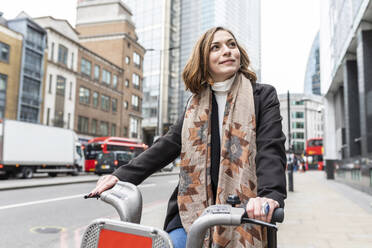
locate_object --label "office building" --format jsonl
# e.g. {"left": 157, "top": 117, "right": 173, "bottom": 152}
{"left": 179, "top": 0, "right": 261, "bottom": 114}
{"left": 304, "top": 32, "right": 321, "bottom": 95}
{"left": 124, "top": 0, "right": 181, "bottom": 143}
{"left": 279, "top": 93, "right": 324, "bottom": 153}
{"left": 320, "top": 0, "right": 372, "bottom": 193}
{"left": 7, "top": 12, "right": 47, "bottom": 123}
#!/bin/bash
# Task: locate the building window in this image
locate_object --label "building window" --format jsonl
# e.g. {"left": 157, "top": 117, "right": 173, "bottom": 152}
{"left": 24, "top": 50, "right": 42, "bottom": 78}
{"left": 81, "top": 58, "right": 91, "bottom": 76}
{"left": 111, "top": 123, "right": 116, "bottom": 136}
{"left": 101, "top": 95, "right": 110, "bottom": 111}
{"left": 113, "top": 75, "right": 118, "bottom": 89}
{"left": 125, "top": 79, "right": 129, "bottom": 87}
{"left": 48, "top": 74, "right": 53, "bottom": 94}
{"left": 0, "top": 42, "right": 10, "bottom": 63}
{"left": 100, "top": 121, "right": 109, "bottom": 136}
{"left": 123, "top": 127, "right": 128, "bottom": 137}
{"left": 20, "top": 106, "right": 38, "bottom": 123}
{"left": 132, "top": 74, "right": 140, "bottom": 89}
{"left": 130, "top": 117, "right": 138, "bottom": 138}
{"left": 78, "top": 116, "right": 89, "bottom": 133}
{"left": 125, "top": 56, "right": 130, "bottom": 64}
{"left": 0, "top": 74, "right": 7, "bottom": 118}
{"left": 292, "top": 112, "right": 304, "bottom": 119}
{"left": 91, "top": 119, "right": 98, "bottom": 134}
{"left": 133, "top": 52, "right": 141, "bottom": 68}
{"left": 54, "top": 111, "right": 64, "bottom": 128}
{"left": 112, "top": 98, "right": 117, "bottom": 112}
{"left": 58, "top": 44, "right": 68, "bottom": 65}
{"left": 79, "top": 87, "right": 90, "bottom": 104}
{"left": 292, "top": 122, "right": 304, "bottom": 129}
{"left": 50, "top": 42, "right": 54, "bottom": 61}
{"left": 102, "top": 69, "right": 111, "bottom": 85}
{"left": 124, "top": 101, "right": 128, "bottom": 110}
{"left": 93, "top": 92, "right": 99, "bottom": 108}
{"left": 26, "top": 27, "right": 43, "bottom": 51}
{"left": 67, "top": 113, "right": 71, "bottom": 129}
{"left": 22, "top": 77, "right": 40, "bottom": 107}
{"left": 69, "top": 82, "right": 72, "bottom": 100}
{"left": 56, "top": 76, "right": 66, "bottom": 96}
{"left": 293, "top": 141, "right": 304, "bottom": 152}
{"left": 292, "top": 100, "right": 304, "bottom": 105}
{"left": 132, "top": 95, "right": 139, "bottom": 111}
{"left": 94, "top": 65, "right": 100, "bottom": 80}
{"left": 46, "top": 108, "right": 50, "bottom": 125}
{"left": 292, "top": 132, "right": 304, "bottom": 139}
{"left": 71, "top": 52, "right": 74, "bottom": 69}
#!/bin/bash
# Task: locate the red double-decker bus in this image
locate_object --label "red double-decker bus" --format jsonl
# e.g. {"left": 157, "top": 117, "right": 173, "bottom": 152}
{"left": 305, "top": 138, "right": 324, "bottom": 170}
{"left": 83, "top": 137, "right": 148, "bottom": 172}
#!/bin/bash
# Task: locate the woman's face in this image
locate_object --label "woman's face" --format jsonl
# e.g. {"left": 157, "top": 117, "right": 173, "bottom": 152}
{"left": 208, "top": 30, "right": 240, "bottom": 82}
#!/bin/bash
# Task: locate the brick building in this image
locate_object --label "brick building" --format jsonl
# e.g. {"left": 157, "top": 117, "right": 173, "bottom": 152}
{"left": 76, "top": 0, "right": 145, "bottom": 139}
{"left": 76, "top": 46, "right": 124, "bottom": 138}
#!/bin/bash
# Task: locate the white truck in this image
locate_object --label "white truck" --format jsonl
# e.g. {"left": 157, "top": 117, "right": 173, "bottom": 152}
{"left": 0, "top": 119, "right": 84, "bottom": 179}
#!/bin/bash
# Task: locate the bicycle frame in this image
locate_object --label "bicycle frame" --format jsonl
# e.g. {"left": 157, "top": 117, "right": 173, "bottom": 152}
{"left": 81, "top": 182, "right": 284, "bottom": 248}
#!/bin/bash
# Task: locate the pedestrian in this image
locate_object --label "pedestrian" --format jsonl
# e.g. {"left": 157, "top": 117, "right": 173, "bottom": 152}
{"left": 88, "top": 26, "right": 287, "bottom": 248}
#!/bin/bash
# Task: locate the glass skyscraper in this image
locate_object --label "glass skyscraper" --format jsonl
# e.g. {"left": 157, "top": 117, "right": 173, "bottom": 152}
{"left": 124, "top": 0, "right": 180, "bottom": 143}
{"left": 304, "top": 32, "right": 320, "bottom": 95}
{"left": 179, "top": 0, "right": 261, "bottom": 114}
{"left": 125, "top": 0, "right": 261, "bottom": 143}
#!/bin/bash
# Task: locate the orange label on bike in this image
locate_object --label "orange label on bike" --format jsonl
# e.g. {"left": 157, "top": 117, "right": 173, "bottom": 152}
{"left": 98, "top": 229, "right": 152, "bottom": 248}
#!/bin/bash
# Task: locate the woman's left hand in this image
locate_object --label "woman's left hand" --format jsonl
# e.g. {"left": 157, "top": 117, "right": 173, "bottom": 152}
{"left": 245, "top": 197, "right": 279, "bottom": 223}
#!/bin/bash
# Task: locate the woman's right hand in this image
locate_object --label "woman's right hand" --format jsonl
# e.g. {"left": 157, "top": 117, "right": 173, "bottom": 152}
{"left": 88, "top": 175, "right": 119, "bottom": 197}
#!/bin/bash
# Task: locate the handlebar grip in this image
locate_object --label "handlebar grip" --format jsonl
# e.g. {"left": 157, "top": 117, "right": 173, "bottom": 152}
{"left": 271, "top": 208, "right": 284, "bottom": 223}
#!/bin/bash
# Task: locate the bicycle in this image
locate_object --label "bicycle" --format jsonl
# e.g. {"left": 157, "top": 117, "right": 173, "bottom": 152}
{"left": 81, "top": 182, "right": 284, "bottom": 248}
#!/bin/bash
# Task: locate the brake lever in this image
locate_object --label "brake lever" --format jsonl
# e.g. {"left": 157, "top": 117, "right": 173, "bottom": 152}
{"left": 83, "top": 194, "right": 100, "bottom": 199}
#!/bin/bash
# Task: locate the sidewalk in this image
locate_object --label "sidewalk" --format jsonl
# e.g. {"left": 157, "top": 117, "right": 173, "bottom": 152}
{"left": 0, "top": 167, "right": 180, "bottom": 191}
{"left": 278, "top": 171, "right": 372, "bottom": 248}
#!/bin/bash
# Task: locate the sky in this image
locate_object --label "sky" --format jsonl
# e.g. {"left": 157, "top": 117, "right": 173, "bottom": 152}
{"left": 1, "top": 0, "right": 320, "bottom": 95}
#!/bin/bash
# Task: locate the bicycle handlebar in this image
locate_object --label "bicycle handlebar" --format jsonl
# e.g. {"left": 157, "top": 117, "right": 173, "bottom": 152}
{"left": 186, "top": 205, "right": 284, "bottom": 248}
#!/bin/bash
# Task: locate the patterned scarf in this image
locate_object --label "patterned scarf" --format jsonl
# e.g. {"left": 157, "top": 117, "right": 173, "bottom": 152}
{"left": 178, "top": 73, "right": 266, "bottom": 247}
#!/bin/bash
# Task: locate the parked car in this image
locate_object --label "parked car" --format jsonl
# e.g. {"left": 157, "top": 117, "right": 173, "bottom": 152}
{"left": 95, "top": 151, "right": 134, "bottom": 175}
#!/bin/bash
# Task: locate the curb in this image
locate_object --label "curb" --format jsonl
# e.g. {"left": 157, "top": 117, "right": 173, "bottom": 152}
{"left": 0, "top": 170, "right": 179, "bottom": 191}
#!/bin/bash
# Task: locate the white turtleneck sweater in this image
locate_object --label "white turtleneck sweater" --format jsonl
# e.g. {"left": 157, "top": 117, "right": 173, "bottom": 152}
{"left": 211, "top": 74, "right": 236, "bottom": 143}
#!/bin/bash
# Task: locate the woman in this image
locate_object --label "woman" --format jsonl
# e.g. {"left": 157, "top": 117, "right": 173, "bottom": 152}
{"left": 88, "top": 26, "right": 286, "bottom": 248}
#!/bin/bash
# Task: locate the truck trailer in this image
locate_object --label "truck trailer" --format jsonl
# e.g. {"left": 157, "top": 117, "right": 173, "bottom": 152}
{"left": 0, "top": 119, "right": 84, "bottom": 179}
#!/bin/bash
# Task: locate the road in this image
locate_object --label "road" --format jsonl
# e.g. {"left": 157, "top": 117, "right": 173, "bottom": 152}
{"left": 0, "top": 174, "right": 178, "bottom": 248}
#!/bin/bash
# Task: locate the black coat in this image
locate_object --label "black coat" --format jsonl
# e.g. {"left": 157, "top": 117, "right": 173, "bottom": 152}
{"left": 113, "top": 82, "right": 287, "bottom": 231}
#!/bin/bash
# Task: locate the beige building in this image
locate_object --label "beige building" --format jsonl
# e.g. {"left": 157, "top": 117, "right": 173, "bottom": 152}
{"left": 76, "top": 0, "right": 145, "bottom": 139}
{"left": 0, "top": 21, "right": 23, "bottom": 120}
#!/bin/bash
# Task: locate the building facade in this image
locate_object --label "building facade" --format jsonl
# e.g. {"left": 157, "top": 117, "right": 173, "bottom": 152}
{"left": 123, "top": 0, "right": 181, "bottom": 144}
{"left": 304, "top": 32, "right": 321, "bottom": 95}
{"left": 7, "top": 12, "right": 47, "bottom": 123}
{"left": 34, "top": 17, "right": 79, "bottom": 129}
{"left": 76, "top": 46, "right": 124, "bottom": 139}
{"left": 279, "top": 93, "right": 324, "bottom": 154}
{"left": 320, "top": 0, "right": 372, "bottom": 193}
{"left": 75, "top": 0, "right": 145, "bottom": 140}
{"left": 0, "top": 16, "right": 23, "bottom": 120}
{"left": 179, "top": 0, "right": 261, "bottom": 114}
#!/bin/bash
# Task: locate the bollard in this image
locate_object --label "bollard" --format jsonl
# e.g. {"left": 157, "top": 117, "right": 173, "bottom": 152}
{"left": 287, "top": 163, "right": 294, "bottom": 192}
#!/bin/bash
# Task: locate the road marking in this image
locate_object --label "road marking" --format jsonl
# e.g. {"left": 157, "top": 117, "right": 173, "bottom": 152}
{"left": 0, "top": 194, "right": 85, "bottom": 210}
{"left": 0, "top": 183, "right": 156, "bottom": 210}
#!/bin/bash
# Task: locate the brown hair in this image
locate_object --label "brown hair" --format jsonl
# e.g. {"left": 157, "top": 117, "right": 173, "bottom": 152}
{"left": 182, "top": 26, "right": 257, "bottom": 94}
